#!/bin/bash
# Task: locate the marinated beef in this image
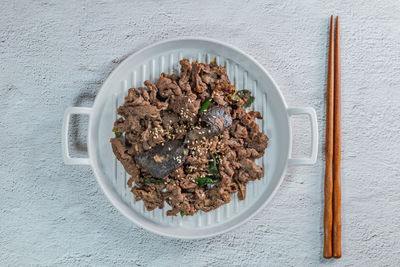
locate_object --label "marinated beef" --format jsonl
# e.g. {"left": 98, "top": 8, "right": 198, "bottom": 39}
{"left": 110, "top": 59, "right": 268, "bottom": 216}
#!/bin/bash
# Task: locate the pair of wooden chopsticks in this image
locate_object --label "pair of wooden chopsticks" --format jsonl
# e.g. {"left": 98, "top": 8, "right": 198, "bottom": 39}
{"left": 323, "top": 15, "right": 341, "bottom": 259}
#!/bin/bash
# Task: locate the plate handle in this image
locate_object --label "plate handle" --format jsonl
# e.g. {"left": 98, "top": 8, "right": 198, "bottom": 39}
{"left": 287, "top": 107, "right": 318, "bottom": 166}
{"left": 61, "top": 107, "right": 92, "bottom": 165}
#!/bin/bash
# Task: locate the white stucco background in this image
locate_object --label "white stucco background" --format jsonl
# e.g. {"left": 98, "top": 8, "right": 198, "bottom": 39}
{"left": 1, "top": 0, "right": 400, "bottom": 266}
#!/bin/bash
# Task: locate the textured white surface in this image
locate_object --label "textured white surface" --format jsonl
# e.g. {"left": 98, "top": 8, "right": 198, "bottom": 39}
{"left": 1, "top": 0, "right": 400, "bottom": 266}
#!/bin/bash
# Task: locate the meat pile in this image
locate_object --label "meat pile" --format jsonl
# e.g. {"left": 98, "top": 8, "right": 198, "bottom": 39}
{"left": 110, "top": 59, "right": 268, "bottom": 216}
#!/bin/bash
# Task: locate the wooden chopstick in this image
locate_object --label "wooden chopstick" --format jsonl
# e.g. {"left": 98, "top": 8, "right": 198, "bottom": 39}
{"left": 333, "top": 16, "right": 342, "bottom": 258}
{"left": 323, "top": 15, "right": 334, "bottom": 259}
{"left": 324, "top": 15, "right": 342, "bottom": 259}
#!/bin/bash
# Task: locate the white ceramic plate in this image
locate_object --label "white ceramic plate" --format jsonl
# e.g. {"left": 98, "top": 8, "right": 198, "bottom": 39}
{"left": 62, "top": 37, "right": 318, "bottom": 239}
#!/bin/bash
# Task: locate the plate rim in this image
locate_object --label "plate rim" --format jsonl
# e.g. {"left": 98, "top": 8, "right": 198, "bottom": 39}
{"left": 88, "top": 37, "right": 291, "bottom": 239}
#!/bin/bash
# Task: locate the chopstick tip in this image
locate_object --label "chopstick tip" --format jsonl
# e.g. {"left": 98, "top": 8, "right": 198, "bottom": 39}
{"left": 335, "top": 16, "right": 340, "bottom": 32}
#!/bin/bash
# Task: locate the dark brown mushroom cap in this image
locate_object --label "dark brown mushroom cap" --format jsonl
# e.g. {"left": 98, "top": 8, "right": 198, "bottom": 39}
{"left": 201, "top": 106, "right": 232, "bottom": 134}
{"left": 134, "top": 140, "right": 188, "bottom": 178}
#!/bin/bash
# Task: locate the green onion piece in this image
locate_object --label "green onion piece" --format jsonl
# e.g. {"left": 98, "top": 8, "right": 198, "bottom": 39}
{"left": 237, "top": 89, "right": 250, "bottom": 98}
{"left": 199, "top": 98, "right": 212, "bottom": 113}
{"left": 209, "top": 155, "right": 220, "bottom": 176}
{"left": 142, "top": 178, "right": 165, "bottom": 184}
{"left": 195, "top": 176, "right": 219, "bottom": 187}
{"left": 237, "top": 90, "right": 255, "bottom": 108}
{"left": 112, "top": 127, "right": 123, "bottom": 138}
{"left": 243, "top": 95, "right": 255, "bottom": 108}
{"left": 180, "top": 211, "right": 185, "bottom": 217}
